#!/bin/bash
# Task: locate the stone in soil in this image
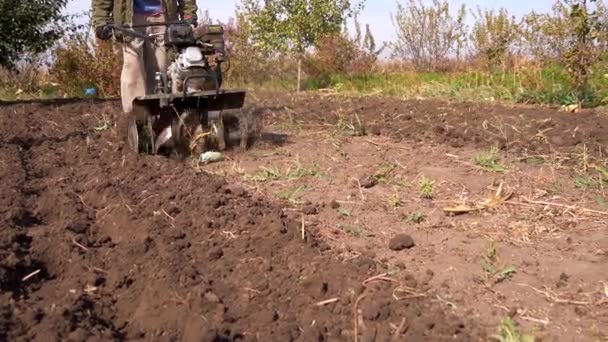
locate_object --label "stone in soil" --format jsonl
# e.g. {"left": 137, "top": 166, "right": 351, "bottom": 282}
{"left": 389, "top": 234, "right": 416, "bottom": 251}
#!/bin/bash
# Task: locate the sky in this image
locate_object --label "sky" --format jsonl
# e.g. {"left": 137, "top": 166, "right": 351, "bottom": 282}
{"left": 68, "top": 0, "right": 554, "bottom": 44}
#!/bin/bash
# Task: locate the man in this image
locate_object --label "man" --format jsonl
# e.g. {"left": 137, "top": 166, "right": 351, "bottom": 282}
{"left": 92, "top": 0, "right": 198, "bottom": 115}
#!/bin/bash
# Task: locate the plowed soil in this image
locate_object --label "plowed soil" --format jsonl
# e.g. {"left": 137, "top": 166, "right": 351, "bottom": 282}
{"left": 0, "top": 99, "right": 484, "bottom": 341}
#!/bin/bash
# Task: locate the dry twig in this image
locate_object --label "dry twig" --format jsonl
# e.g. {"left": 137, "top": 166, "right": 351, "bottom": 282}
{"left": 392, "top": 317, "right": 408, "bottom": 340}
{"left": 393, "top": 286, "right": 426, "bottom": 300}
{"left": 521, "top": 197, "right": 608, "bottom": 216}
{"left": 71, "top": 238, "right": 89, "bottom": 252}
{"left": 517, "top": 283, "right": 593, "bottom": 306}
{"left": 22, "top": 269, "right": 41, "bottom": 282}
{"left": 363, "top": 273, "right": 397, "bottom": 285}
{"left": 315, "top": 298, "right": 340, "bottom": 306}
{"left": 354, "top": 294, "right": 366, "bottom": 342}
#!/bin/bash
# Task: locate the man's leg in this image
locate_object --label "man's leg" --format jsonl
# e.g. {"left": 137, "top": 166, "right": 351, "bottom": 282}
{"left": 120, "top": 15, "right": 147, "bottom": 114}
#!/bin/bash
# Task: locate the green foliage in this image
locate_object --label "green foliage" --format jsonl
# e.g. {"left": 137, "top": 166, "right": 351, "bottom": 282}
{"left": 0, "top": 0, "right": 69, "bottom": 68}
{"left": 492, "top": 317, "right": 535, "bottom": 342}
{"left": 481, "top": 245, "right": 517, "bottom": 284}
{"left": 406, "top": 211, "right": 426, "bottom": 224}
{"left": 419, "top": 176, "right": 435, "bottom": 199}
{"left": 470, "top": 7, "right": 520, "bottom": 70}
{"left": 563, "top": 0, "right": 605, "bottom": 103}
{"left": 474, "top": 147, "right": 506, "bottom": 172}
{"left": 238, "top": 0, "right": 364, "bottom": 55}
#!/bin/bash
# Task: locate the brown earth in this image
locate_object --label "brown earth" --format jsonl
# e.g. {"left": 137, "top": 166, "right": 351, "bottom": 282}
{"left": 209, "top": 92, "right": 608, "bottom": 341}
{"left": 2, "top": 91, "right": 608, "bottom": 342}
{"left": 0, "top": 99, "right": 486, "bottom": 341}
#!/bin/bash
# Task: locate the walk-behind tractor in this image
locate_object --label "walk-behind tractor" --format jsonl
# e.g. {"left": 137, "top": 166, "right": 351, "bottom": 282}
{"left": 109, "top": 21, "right": 248, "bottom": 157}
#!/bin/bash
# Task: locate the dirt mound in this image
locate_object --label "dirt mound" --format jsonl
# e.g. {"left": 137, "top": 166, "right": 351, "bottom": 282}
{"left": 0, "top": 100, "right": 483, "bottom": 341}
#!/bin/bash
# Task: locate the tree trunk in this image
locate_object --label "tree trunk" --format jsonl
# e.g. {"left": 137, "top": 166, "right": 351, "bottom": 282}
{"left": 297, "top": 57, "right": 302, "bottom": 93}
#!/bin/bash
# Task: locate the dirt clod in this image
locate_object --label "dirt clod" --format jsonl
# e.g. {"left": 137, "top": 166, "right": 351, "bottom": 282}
{"left": 359, "top": 175, "right": 378, "bottom": 189}
{"left": 389, "top": 234, "right": 416, "bottom": 251}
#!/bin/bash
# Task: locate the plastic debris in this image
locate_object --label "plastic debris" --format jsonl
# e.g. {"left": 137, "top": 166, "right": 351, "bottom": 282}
{"left": 85, "top": 87, "right": 97, "bottom": 96}
{"left": 200, "top": 151, "right": 224, "bottom": 163}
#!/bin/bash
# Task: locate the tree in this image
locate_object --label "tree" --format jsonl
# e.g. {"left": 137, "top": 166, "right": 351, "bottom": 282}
{"left": 563, "top": 0, "right": 606, "bottom": 104}
{"left": 0, "top": 0, "right": 69, "bottom": 69}
{"left": 238, "top": 0, "right": 364, "bottom": 92}
{"left": 391, "top": 0, "right": 467, "bottom": 71}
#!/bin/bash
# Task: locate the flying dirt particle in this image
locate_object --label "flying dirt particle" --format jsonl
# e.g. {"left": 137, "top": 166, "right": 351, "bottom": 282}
{"left": 557, "top": 272, "right": 570, "bottom": 288}
{"left": 389, "top": 234, "right": 416, "bottom": 251}
{"left": 302, "top": 204, "right": 318, "bottom": 215}
{"left": 208, "top": 247, "right": 224, "bottom": 260}
{"left": 359, "top": 175, "right": 378, "bottom": 189}
{"left": 204, "top": 291, "right": 221, "bottom": 303}
{"left": 67, "top": 327, "right": 89, "bottom": 342}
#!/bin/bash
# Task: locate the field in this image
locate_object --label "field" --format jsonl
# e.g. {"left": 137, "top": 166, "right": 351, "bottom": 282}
{"left": 1, "top": 92, "right": 607, "bottom": 341}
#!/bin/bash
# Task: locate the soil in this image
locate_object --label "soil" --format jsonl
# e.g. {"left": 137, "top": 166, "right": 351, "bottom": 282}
{"left": 0, "top": 100, "right": 485, "bottom": 341}
{"left": 207, "top": 91, "right": 608, "bottom": 341}
{"left": 2, "top": 91, "right": 607, "bottom": 341}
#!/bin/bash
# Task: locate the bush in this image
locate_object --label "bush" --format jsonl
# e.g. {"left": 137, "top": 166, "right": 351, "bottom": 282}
{"left": 470, "top": 7, "right": 520, "bottom": 70}
{"left": 50, "top": 32, "right": 122, "bottom": 97}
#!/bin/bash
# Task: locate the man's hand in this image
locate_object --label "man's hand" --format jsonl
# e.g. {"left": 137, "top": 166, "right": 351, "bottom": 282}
{"left": 95, "top": 23, "right": 113, "bottom": 40}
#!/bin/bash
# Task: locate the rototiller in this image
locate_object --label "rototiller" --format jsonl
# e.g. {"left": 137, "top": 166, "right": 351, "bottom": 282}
{"left": 108, "top": 21, "right": 248, "bottom": 156}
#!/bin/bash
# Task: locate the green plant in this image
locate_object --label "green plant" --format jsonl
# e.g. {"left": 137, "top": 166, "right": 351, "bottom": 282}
{"left": 474, "top": 147, "right": 506, "bottom": 172}
{"left": 239, "top": 0, "right": 365, "bottom": 91}
{"left": 492, "top": 317, "right": 535, "bottom": 342}
{"left": 419, "top": 176, "right": 435, "bottom": 199}
{"left": 340, "top": 224, "right": 369, "bottom": 238}
{"left": 277, "top": 185, "right": 309, "bottom": 203}
{"left": 596, "top": 194, "right": 606, "bottom": 208}
{"left": 248, "top": 166, "right": 283, "bottom": 182}
{"left": 387, "top": 191, "right": 403, "bottom": 208}
{"left": 335, "top": 113, "right": 366, "bottom": 136}
{"left": 374, "top": 163, "right": 398, "bottom": 184}
{"left": 338, "top": 207, "right": 352, "bottom": 217}
{"left": 0, "top": 0, "right": 70, "bottom": 68}
{"left": 287, "top": 162, "right": 319, "bottom": 180}
{"left": 563, "top": 0, "right": 605, "bottom": 104}
{"left": 481, "top": 245, "right": 517, "bottom": 284}
{"left": 406, "top": 211, "right": 426, "bottom": 224}
{"left": 574, "top": 173, "right": 594, "bottom": 188}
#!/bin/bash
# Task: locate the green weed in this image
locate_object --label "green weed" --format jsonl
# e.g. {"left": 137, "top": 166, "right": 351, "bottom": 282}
{"left": 338, "top": 207, "right": 351, "bottom": 217}
{"left": 277, "top": 185, "right": 309, "bottom": 204}
{"left": 474, "top": 147, "right": 506, "bottom": 172}
{"left": 574, "top": 174, "right": 594, "bottom": 189}
{"left": 387, "top": 191, "right": 403, "bottom": 208}
{"left": 374, "top": 163, "right": 397, "bottom": 184}
{"left": 340, "top": 224, "right": 369, "bottom": 238}
{"left": 248, "top": 166, "right": 283, "bottom": 182}
{"left": 481, "top": 246, "right": 517, "bottom": 283}
{"left": 481, "top": 245, "right": 517, "bottom": 284}
{"left": 419, "top": 176, "right": 435, "bottom": 199}
{"left": 287, "top": 163, "right": 319, "bottom": 180}
{"left": 492, "top": 317, "right": 535, "bottom": 342}
{"left": 406, "top": 211, "right": 426, "bottom": 224}
{"left": 596, "top": 194, "right": 606, "bottom": 209}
